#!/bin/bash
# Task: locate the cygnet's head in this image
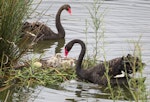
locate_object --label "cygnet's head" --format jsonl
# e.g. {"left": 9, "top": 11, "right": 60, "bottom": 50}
{"left": 55, "top": 53, "right": 62, "bottom": 58}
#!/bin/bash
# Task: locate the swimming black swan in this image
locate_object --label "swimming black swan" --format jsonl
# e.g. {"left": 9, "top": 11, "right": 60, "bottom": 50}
{"left": 65, "top": 39, "right": 144, "bottom": 86}
{"left": 22, "top": 4, "right": 71, "bottom": 41}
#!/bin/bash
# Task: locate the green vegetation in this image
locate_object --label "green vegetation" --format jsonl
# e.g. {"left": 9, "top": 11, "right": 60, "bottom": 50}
{"left": 0, "top": 0, "right": 32, "bottom": 68}
{"left": 0, "top": 0, "right": 76, "bottom": 92}
{"left": 85, "top": 0, "right": 106, "bottom": 63}
{"left": 0, "top": 0, "right": 35, "bottom": 93}
{"left": 5, "top": 61, "right": 76, "bottom": 87}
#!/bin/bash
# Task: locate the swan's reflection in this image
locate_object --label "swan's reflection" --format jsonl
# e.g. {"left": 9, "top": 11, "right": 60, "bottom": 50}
{"left": 31, "top": 39, "right": 65, "bottom": 54}
{"left": 18, "top": 38, "right": 65, "bottom": 55}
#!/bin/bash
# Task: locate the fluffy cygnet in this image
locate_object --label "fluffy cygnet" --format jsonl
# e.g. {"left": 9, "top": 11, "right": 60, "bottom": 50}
{"left": 60, "top": 58, "right": 76, "bottom": 68}
{"left": 36, "top": 53, "right": 76, "bottom": 68}
{"left": 46, "top": 53, "right": 62, "bottom": 67}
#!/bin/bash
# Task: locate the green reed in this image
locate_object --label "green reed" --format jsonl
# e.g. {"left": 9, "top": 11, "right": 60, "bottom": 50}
{"left": 0, "top": 0, "right": 33, "bottom": 68}
{"left": 126, "top": 37, "right": 148, "bottom": 102}
{"left": 85, "top": 0, "right": 106, "bottom": 63}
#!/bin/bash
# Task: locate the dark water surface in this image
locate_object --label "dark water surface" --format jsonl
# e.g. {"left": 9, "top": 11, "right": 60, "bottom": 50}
{"left": 4, "top": 0, "right": 150, "bottom": 101}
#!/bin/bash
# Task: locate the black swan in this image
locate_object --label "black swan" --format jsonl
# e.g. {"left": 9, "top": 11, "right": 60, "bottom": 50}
{"left": 65, "top": 39, "right": 145, "bottom": 86}
{"left": 22, "top": 4, "right": 71, "bottom": 41}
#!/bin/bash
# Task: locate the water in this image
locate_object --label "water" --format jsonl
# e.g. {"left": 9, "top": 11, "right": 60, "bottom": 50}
{"left": 2, "top": 0, "right": 150, "bottom": 101}
{"left": 26, "top": 0, "right": 150, "bottom": 62}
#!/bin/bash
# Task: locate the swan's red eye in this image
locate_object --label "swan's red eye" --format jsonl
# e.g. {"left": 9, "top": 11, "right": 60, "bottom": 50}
{"left": 65, "top": 48, "right": 69, "bottom": 57}
{"left": 68, "top": 8, "right": 71, "bottom": 14}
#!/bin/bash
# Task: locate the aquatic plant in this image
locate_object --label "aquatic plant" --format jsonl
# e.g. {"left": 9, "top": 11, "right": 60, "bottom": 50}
{"left": 85, "top": 0, "right": 106, "bottom": 63}
{"left": 126, "top": 37, "right": 148, "bottom": 101}
{"left": 0, "top": 0, "right": 33, "bottom": 68}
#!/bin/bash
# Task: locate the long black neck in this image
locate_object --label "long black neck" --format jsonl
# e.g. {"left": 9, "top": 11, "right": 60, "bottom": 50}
{"left": 56, "top": 6, "right": 65, "bottom": 38}
{"left": 73, "top": 40, "right": 86, "bottom": 74}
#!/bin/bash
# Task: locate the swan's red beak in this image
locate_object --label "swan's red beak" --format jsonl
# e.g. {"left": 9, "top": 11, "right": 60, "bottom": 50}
{"left": 68, "top": 8, "right": 71, "bottom": 15}
{"left": 65, "top": 48, "right": 69, "bottom": 57}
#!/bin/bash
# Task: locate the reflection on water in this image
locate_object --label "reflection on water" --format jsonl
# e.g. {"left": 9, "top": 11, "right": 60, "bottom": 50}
{"left": 0, "top": 79, "right": 145, "bottom": 102}
{"left": 19, "top": 38, "right": 65, "bottom": 59}
{"left": 31, "top": 39, "right": 65, "bottom": 54}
